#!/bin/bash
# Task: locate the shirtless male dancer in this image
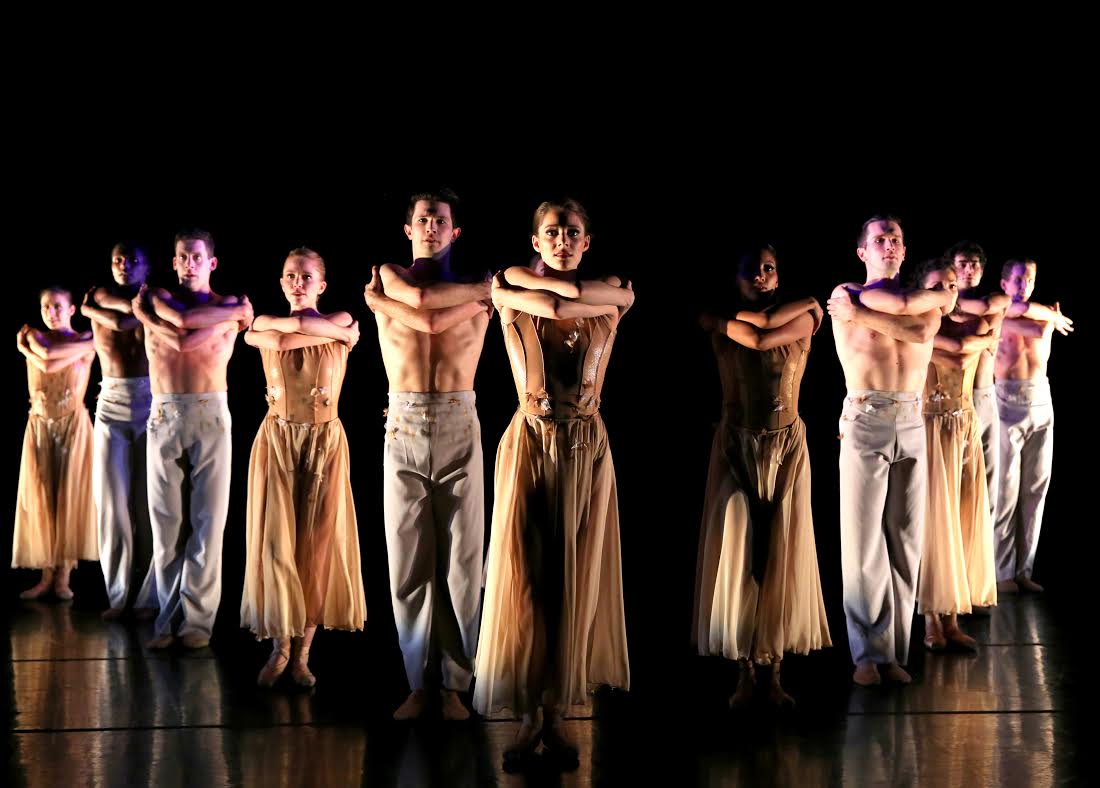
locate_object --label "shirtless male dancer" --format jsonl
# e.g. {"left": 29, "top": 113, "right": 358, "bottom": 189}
{"left": 363, "top": 190, "right": 492, "bottom": 721}
{"left": 827, "top": 215, "right": 951, "bottom": 687}
{"left": 132, "top": 230, "right": 252, "bottom": 649}
{"left": 81, "top": 243, "right": 158, "bottom": 620}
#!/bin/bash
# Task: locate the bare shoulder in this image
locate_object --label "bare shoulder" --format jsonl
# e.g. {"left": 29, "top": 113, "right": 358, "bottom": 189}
{"left": 211, "top": 292, "right": 241, "bottom": 306}
{"left": 601, "top": 275, "right": 623, "bottom": 287}
{"left": 380, "top": 262, "right": 412, "bottom": 280}
{"left": 324, "top": 311, "right": 354, "bottom": 326}
{"left": 832, "top": 282, "right": 862, "bottom": 298}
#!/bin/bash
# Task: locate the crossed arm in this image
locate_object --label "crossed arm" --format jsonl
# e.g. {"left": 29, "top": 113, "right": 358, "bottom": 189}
{"left": 245, "top": 312, "right": 359, "bottom": 351}
{"left": 150, "top": 289, "right": 253, "bottom": 331}
{"left": 17, "top": 326, "right": 94, "bottom": 372}
{"left": 131, "top": 289, "right": 236, "bottom": 352}
{"left": 378, "top": 264, "right": 491, "bottom": 310}
{"left": 364, "top": 266, "right": 488, "bottom": 334}
{"left": 701, "top": 310, "right": 815, "bottom": 350}
{"left": 491, "top": 266, "right": 634, "bottom": 324}
{"left": 828, "top": 285, "right": 941, "bottom": 343}
{"left": 81, "top": 288, "right": 140, "bottom": 332}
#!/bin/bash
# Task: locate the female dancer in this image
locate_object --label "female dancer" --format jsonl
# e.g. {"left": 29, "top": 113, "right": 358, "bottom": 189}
{"left": 693, "top": 246, "right": 831, "bottom": 707}
{"left": 475, "top": 200, "right": 633, "bottom": 769}
{"left": 240, "top": 248, "right": 366, "bottom": 687}
{"left": 14, "top": 287, "right": 98, "bottom": 599}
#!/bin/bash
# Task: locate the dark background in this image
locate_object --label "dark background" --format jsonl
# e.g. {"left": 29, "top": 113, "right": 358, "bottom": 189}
{"left": 3, "top": 107, "right": 1094, "bottom": 700}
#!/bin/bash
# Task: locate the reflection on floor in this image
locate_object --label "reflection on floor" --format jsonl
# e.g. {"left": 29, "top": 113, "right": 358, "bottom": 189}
{"left": 4, "top": 594, "right": 1082, "bottom": 786}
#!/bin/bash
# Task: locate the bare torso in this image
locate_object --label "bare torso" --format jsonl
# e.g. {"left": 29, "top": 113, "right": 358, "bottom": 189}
{"left": 996, "top": 317, "right": 1054, "bottom": 381}
{"left": 832, "top": 283, "right": 934, "bottom": 392}
{"left": 93, "top": 322, "right": 148, "bottom": 378}
{"left": 145, "top": 290, "right": 239, "bottom": 395}
{"left": 375, "top": 310, "right": 490, "bottom": 392}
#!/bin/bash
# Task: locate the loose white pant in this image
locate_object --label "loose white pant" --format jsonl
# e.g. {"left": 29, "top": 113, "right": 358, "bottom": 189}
{"left": 974, "top": 384, "right": 1000, "bottom": 522}
{"left": 383, "top": 391, "right": 484, "bottom": 691}
{"left": 147, "top": 393, "right": 232, "bottom": 639}
{"left": 839, "top": 390, "right": 926, "bottom": 665}
{"left": 94, "top": 377, "right": 157, "bottom": 610}
{"left": 994, "top": 378, "right": 1054, "bottom": 582}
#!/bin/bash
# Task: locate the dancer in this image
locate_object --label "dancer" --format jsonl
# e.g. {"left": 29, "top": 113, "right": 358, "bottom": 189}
{"left": 474, "top": 199, "right": 633, "bottom": 770}
{"left": 694, "top": 245, "right": 831, "bottom": 708}
{"left": 241, "top": 248, "right": 366, "bottom": 688}
{"left": 14, "top": 287, "right": 97, "bottom": 599}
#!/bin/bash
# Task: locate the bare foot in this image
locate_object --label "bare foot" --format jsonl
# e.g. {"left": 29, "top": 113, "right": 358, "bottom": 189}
{"left": 180, "top": 634, "right": 210, "bottom": 650}
{"left": 53, "top": 567, "right": 73, "bottom": 600}
{"left": 393, "top": 690, "right": 428, "bottom": 721}
{"left": 440, "top": 689, "right": 470, "bottom": 721}
{"left": 101, "top": 608, "right": 125, "bottom": 621}
{"left": 728, "top": 661, "right": 755, "bottom": 708}
{"left": 882, "top": 663, "right": 912, "bottom": 684}
{"left": 146, "top": 634, "right": 175, "bottom": 650}
{"left": 943, "top": 615, "right": 977, "bottom": 651}
{"left": 1016, "top": 576, "right": 1044, "bottom": 593}
{"left": 853, "top": 661, "right": 881, "bottom": 687}
{"left": 997, "top": 579, "right": 1019, "bottom": 593}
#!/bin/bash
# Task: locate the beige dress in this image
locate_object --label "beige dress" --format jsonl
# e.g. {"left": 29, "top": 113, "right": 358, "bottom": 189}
{"left": 918, "top": 358, "right": 997, "bottom": 614}
{"left": 692, "top": 332, "right": 831, "bottom": 663}
{"left": 13, "top": 356, "right": 97, "bottom": 568}
{"left": 240, "top": 342, "right": 366, "bottom": 639}
{"left": 474, "top": 312, "right": 629, "bottom": 716}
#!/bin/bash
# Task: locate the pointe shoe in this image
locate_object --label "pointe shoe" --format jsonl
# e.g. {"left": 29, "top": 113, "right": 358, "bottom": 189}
{"left": 440, "top": 689, "right": 470, "bottom": 721}
{"left": 257, "top": 646, "right": 290, "bottom": 688}
{"left": 393, "top": 690, "right": 428, "bottom": 720}
{"left": 997, "top": 579, "right": 1020, "bottom": 593}
{"left": 101, "top": 607, "right": 125, "bottom": 621}
{"left": 541, "top": 726, "right": 579, "bottom": 771}
{"left": 1016, "top": 576, "right": 1044, "bottom": 593}
{"left": 852, "top": 661, "right": 881, "bottom": 687}
{"left": 53, "top": 585, "right": 74, "bottom": 601}
{"left": 146, "top": 634, "right": 176, "bottom": 650}
{"left": 944, "top": 626, "right": 978, "bottom": 652}
{"left": 728, "top": 662, "right": 756, "bottom": 708}
{"left": 290, "top": 651, "right": 316, "bottom": 688}
{"left": 180, "top": 634, "right": 210, "bottom": 650}
{"left": 19, "top": 581, "right": 53, "bottom": 601}
{"left": 924, "top": 616, "right": 947, "bottom": 652}
{"left": 768, "top": 680, "right": 796, "bottom": 708}
{"left": 502, "top": 723, "right": 542, "bottom": 772}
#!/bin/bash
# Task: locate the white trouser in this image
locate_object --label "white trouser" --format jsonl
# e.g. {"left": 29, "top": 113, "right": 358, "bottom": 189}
{"left": 94, "top": 377, "right": 157, "bottom": 610}
{"left": 839, "top": 390, "right": 926, "bottom": 665}
{"left": 147, "top": 393, "right": 232, "bottom": 639}
{"left": 974, "top": 384, "right": 1000, "bottom": 522}
{"left": 383, "top": 392, "right": 484, "bottom": 691}
{"left": 994, "top": 378, "right": 1054, "bottom": 581}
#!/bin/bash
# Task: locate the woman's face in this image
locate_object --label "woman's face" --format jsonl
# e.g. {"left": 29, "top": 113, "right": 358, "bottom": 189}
{"left": 281, "top": 255, "right": 326, "bottom": 311}
{"left": 531, "top": 210, "right": 591, "bottom": 271}
{"left": 736, "top": 249, "right": 779, "bottom": 300}
{"left": 921, "top": 266, "right": 960, "bottom": 315}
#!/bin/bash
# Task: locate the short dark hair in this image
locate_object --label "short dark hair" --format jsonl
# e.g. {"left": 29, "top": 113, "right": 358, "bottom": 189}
{"left": 946, "top": 240, "right": 987, "bottom": 268}
{"left": 406, "top": 188, "right": 461, "bottom": 227}
{"left": 174, "top": 229, "right": 215, "bottom": 257}
{"left": 908, "top": 257, "right": 954, "bottom": 289}
{"left": 1002, "top": 258, "right": 1037, "bottom": 279}
{"left": 39, "top": 285, "right": 73, "bottom": 303}
{"left": 532, "top": 198, "right": 592, "bottom": 235}
{"left": 112, "top": 241, "right": 149, "bottom": 266}
{"left": 858, "top": 214, "right": 904, "bottom": 247}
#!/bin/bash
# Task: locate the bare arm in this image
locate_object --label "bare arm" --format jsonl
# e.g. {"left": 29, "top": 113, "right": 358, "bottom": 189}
{"left": 1006, "top": 300, "right": 1073, "bottom": 335}
{"left": 81, "top": 288, "right": 139, "bottom": 331}
{"left": 703, "top": 311, "right": 814, "bottom": 351}
{"left": 177, "top": 321, "right": 239, "bottom": 352}
{"left": 244, "top": 330, "right": 333, "bottom": 351}
{"left": 504, "top": 266, "right": 580, "bottom": 299}
{"left": 251, "top": 314, "right": 358, "bottom": 343}
{"left": 25, "top": 329, "right": 95, "bottom": 359}
{"left": 957, "top": 293, "right": 1010, "bottom": 316}
{"left": 132, "top": 289, "right": 184, "bottom": 342}
{"left": 491, "top": 272, "right": 617, "bottom": 322}
{"left": 859, "top": 287, "right": 954, "bottom": 315}
{"left": 933, "top": 331, "right": 997, "bottom": 354}
{"left": 737, "top": 297, "right": 823, "bottom": 334}
{"left": 576, "top": 275, "right": 636, "bottom": 314}
{"left": 379, "top": 264, "right": 491, "bottom": 309}
{"left": 828, "top": 289, "right": 940, "bottom": 344}
{"left": 153, "top": 291, "right": 253, "bottom": 330}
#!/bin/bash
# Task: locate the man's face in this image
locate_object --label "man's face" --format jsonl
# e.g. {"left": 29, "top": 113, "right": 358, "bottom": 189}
{"left": 856, "top": 220, "right": 906, "bottom": 279}
{"left": 40, "top": 292, "right": 75, "bottom": 331}
{"left": 111, "top": 247, "right": 150, "bottom": 287}
{"left": 172, "top": 240, "right": 217, "bottom": 291}
{"left": 404, "top": 200, "right": 460, "bottom": 259}
{"left": 953, "top": 254, "right": 984, "bottom": 291}
{"left": 531, "top": 210, "right": 591, "bottom": 271}
{"left": 1001, "top": 262, "right": 1037, "bottom": 303}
